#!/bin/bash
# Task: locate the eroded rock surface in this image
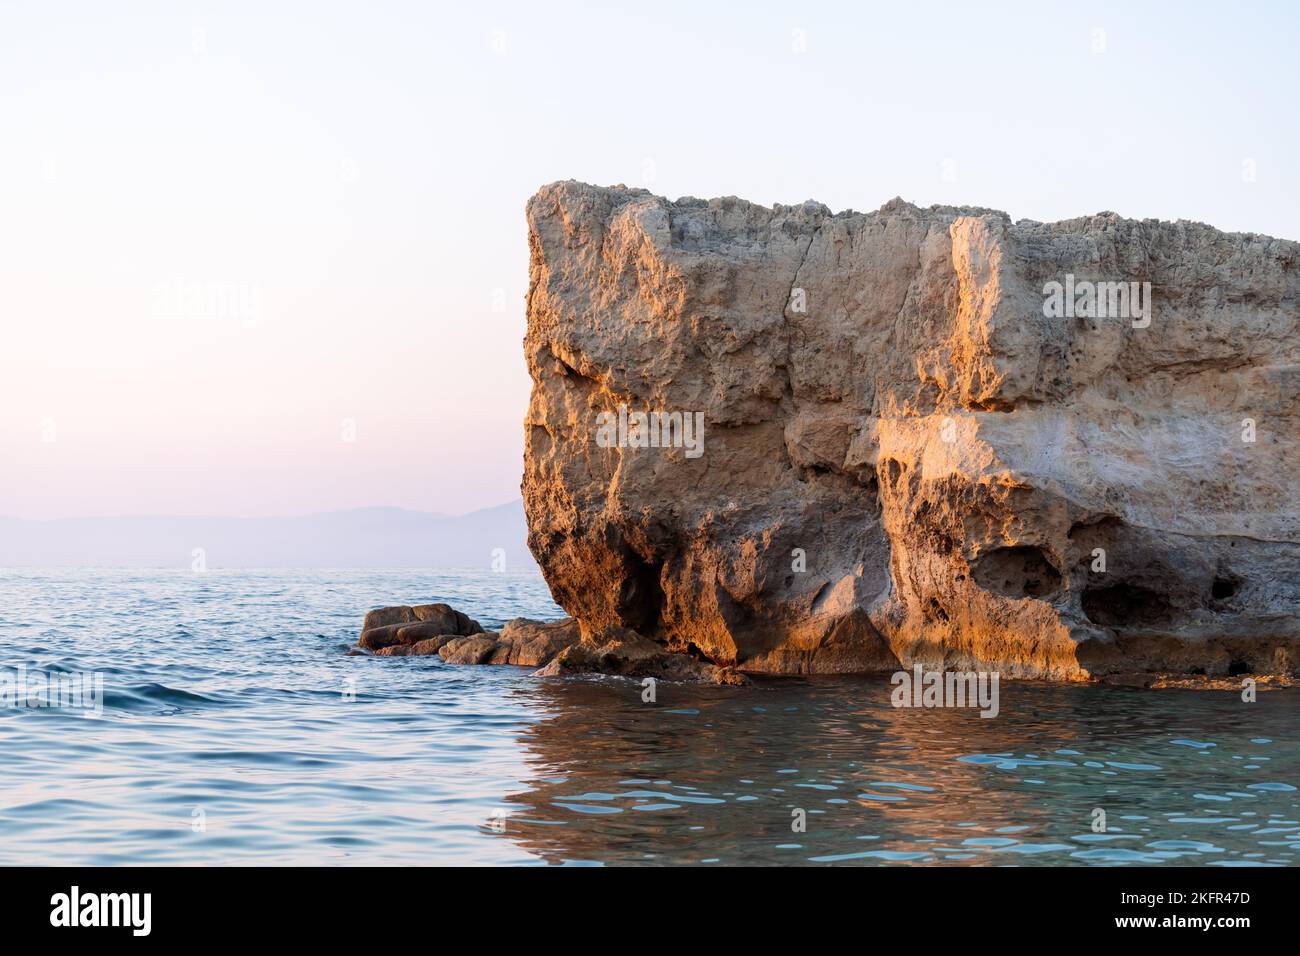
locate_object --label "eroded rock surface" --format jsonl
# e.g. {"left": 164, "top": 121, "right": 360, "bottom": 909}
{"left": 522, "top": 181, "right": 1300, "bottom": 680}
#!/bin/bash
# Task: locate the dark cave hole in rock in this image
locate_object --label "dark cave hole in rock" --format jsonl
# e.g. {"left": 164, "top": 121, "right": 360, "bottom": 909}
{"left": 682, "top": 641, "right": 711, "bottom": 663}
{"left": 619, "top": 557, "right": 665, "bottom": 634}
{"left": 1228, "top": 658, "right": 1250, "bottom": 676}
{"left": 926, "top": 598, "right": 950, "bottom": 623}
{"left": 1081, "top": 583, "right": 1174, "bottom": 628}
{"left": 971, "top": 545, "right": 1062, "bottom": 599}
{"left": 862, "top": 471, "right": 881, "bottom": 503}
{"left": 1211, "top": 577, "right": 1239, "bottom": 600}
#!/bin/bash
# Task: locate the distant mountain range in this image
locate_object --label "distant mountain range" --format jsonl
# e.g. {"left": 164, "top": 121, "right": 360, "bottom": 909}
{"left": 0, "top": 500, "right": 538, "bottom": 570}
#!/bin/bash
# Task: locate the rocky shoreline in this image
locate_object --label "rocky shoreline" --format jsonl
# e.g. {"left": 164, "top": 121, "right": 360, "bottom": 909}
{"left": 352, "top": 603, "right": 749, "bottom": 684}
{"left": 351, "top": 184, "right": 1298, "bottom": 688}
{"left": 349, "top": 602, "right": 1300, "bottom": 691}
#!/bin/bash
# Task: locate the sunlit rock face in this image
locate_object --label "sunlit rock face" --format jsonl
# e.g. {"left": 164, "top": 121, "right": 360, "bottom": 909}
{"left": 522, "top": 180, "right": 1299, "bottom": 679}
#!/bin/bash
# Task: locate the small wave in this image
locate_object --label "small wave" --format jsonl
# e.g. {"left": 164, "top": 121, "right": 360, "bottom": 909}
{"left": 101, "top": 682, "right": 223, "bottom": 713}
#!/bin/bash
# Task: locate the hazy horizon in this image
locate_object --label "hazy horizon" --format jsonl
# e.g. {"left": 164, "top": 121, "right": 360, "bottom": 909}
{"left": 0, "top": 499, "right": 518, "bottom": 522}
{"left": 4, "top": 0, "right": 1298, "bottom": 520}
{"left": 0, "top": 498, "right": 537, "bottom": 568}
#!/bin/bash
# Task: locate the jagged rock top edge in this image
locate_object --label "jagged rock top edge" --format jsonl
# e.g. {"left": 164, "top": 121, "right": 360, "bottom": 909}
{"left": 532, "top": 179, "right": 1299, "bottom": 245}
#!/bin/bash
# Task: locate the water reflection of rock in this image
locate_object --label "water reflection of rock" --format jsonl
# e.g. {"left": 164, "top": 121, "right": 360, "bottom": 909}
{"left": 488, "top": 676, "right": 1253, "bottom": 865}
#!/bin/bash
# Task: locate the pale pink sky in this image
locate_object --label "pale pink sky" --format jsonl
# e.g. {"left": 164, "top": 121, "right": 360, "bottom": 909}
{"left": 3, "top": 2, "right": 1296, "bottom": 519}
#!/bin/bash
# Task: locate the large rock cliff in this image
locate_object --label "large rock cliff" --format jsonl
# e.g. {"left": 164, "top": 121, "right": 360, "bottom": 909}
{"left": 522, "top": 181, "right": 1299, "bottom": 680}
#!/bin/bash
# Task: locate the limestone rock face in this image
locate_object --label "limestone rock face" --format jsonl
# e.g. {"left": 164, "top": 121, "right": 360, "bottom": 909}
{"left": 522, "top": 181, "right": 1300, "bottom": 680}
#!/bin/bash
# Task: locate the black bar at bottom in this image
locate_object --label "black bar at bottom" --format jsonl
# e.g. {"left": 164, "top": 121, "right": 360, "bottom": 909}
{"left": 0, "top": 865, "right": 1282, "bottom": 942}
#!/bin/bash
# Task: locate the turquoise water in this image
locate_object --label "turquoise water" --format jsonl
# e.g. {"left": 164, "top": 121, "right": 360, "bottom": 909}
{"left": 1, "top": 569, "right": 1296, "bottom": 866}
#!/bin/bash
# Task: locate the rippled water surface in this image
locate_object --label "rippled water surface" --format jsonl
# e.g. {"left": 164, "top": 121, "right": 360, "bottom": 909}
{"left": 1, "top": 569, "right": 1297, "bottom": 865}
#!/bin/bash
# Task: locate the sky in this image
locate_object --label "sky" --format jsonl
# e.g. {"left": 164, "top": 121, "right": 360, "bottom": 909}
{"left": 1, "top": 0, "right": 1296, "bottom": 519}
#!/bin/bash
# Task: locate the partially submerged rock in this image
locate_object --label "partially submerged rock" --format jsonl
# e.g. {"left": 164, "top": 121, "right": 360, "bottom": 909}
{"left": 359, "top": 603, "right": 483, "bottom": 651}
{"left": 500, "top": 617, "right": 583, "bottom": 666}
{"left": 409, "top": 635, "right": 457, "bottom": 656}
{"left": 1098, "top": 672, "right": 1296, "bottom": 690}
{"left": 534, "top": 625, "right": 750, "bottom": 684}
{"left": 522, "top": 180, "right": 1300, "bottom": 681}
{"left": 359, "top": 607, "right": 580, "bottom": 667}
{"left": 355, "top": 607, "right": 735, "bottom": 682}
{"left": 438, "top": 634, "right": 502, "bottom": 665}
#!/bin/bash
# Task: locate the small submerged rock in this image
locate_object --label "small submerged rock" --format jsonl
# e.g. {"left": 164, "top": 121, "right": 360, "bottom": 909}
{"left": 1099, "top": 672, "right": 1296, "bottom": 691}
{"left": 534, "top": 624, "right": 749, "bottom": 685}
{"left": 355, "top": 605, "right": 745, "bottom": 683}
{"left": 359, "top": 603, "right": 484, "bottom": 651}
{"left": 439, "top": 634, "right": 502, "bottom": 664}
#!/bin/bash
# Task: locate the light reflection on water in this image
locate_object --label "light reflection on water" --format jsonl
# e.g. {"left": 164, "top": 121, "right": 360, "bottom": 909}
{"left": 502, "top": 677, "right": 1298, "bottom": 865}
{"left": 0, "top": 569, "right": 1296, "bottom": 865}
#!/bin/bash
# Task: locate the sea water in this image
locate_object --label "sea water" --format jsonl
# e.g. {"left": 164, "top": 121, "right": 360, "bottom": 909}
{"left": 1, "top": 568, "right": 1296, "bottom": 866}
